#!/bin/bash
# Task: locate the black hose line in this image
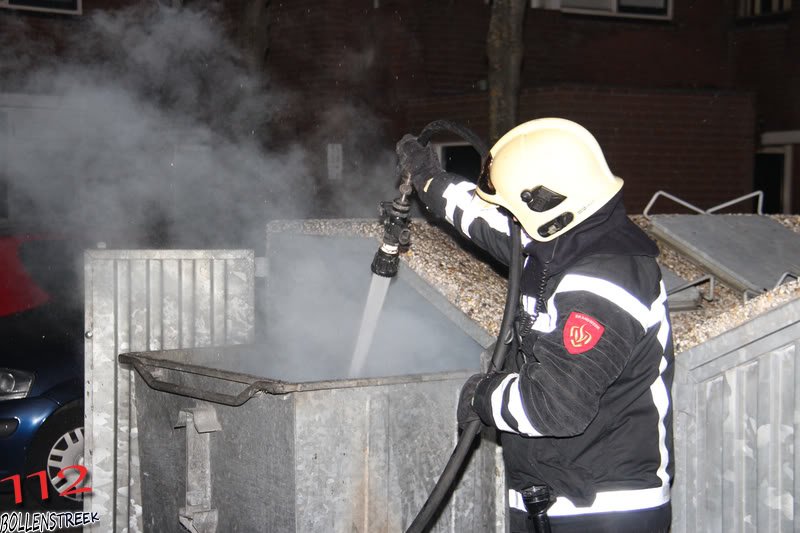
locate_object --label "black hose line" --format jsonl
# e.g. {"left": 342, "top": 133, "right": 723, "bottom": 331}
{"left": 405, "top": 119, "right": 523, "bottom": 533}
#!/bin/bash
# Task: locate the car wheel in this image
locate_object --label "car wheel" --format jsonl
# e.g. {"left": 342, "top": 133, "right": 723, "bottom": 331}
{"left": 25, "top": 401, "right": 86, "bottom": 510}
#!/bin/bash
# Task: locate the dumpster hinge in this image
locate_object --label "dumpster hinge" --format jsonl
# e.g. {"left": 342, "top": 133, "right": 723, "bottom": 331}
{"left": 175, "top": 404, "right": 222, "bottom": 533}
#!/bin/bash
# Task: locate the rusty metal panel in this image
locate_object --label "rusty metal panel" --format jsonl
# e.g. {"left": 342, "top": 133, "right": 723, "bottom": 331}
{"left": 673, "top": 299, "right": 800, "bottom": 533}
{"left": 84, "top": 250, "right": 254, "bottom": 532}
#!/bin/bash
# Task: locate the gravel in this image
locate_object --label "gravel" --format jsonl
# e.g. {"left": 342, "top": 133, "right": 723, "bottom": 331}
{"left": 267, "top": 215, "right": 800, "bottom": 355}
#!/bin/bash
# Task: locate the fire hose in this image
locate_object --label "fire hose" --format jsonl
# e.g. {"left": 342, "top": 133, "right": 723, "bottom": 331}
{"left": 371, "top": 120, "right": 526, "bottom": 532}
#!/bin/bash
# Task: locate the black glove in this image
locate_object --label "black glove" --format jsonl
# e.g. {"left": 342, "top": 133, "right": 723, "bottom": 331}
{"left": 457, "top": 373, "right": 489, "bottom": 431}
{"left": 457, "top": 372, "right": 514, "bottom": 431}
{"left": 396, "top": 134, "right": 444, "bottom": 191}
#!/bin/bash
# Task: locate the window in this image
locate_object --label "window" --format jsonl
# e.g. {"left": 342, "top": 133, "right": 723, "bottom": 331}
{"left": 738, "top": 0, "right": 791, "bottom": 18}
{"left": 560, "top": 0, "right": 671, "bottom": 19}
{"left": 0, "top": 0, "right": 81, "bottom": 16}
{"left": 436, "top": 143, "right": 483, "bottom": 183}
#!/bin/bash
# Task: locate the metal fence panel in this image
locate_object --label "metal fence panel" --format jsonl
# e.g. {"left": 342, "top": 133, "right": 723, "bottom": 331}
{"left": 673, "top": 299, "right": 800, "bottom": 533}
{"left": 84, "top": 250, "right": 254, "bottom": 532}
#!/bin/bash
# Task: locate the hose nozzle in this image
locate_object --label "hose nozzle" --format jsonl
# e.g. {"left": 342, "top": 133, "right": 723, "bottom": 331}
{"left": 371, "top": 174, "right": 413, "bottom": 278}
{"left": 371, "top": 245, "right": 400, "bottom": 277}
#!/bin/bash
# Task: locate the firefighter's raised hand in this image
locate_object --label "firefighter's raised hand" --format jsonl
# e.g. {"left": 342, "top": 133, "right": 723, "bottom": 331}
{"left": 396, "top": 134, "right": 443, "bottom": 191}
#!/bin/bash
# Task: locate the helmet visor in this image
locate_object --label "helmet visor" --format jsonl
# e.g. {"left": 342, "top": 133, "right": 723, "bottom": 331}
{"left": 476, "top": 154, "right": 496, "bottom": 195}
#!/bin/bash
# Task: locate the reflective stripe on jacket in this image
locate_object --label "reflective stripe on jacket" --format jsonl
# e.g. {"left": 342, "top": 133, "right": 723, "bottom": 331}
{"left": 418, "top": 175, "right": 674, "bottom": 515}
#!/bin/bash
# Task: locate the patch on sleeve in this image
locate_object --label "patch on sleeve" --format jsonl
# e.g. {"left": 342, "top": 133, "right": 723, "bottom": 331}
{"left": 563, "top": 312, "right": 605, "bottom": 355}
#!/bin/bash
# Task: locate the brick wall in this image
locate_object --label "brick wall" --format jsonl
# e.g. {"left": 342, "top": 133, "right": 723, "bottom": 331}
{"left": 3, "top": 0, "right": 789, "bottom": 129}
{"left": 521, "top": 2, "right": 734, "bottom": 90}
{"left": 407, "top": 86, "right": 756, "bottom": 214}
{"left": 256, "top": 0, "right": 795, "bottom": 214}
{"left": 0, "top": 0, "right": 788, "bottom": 213}
{"left": 258, "top": 0, "right": 783, "bottom": 212}
{"left": 732, "top": 21, "right": 799, "bottom": 131}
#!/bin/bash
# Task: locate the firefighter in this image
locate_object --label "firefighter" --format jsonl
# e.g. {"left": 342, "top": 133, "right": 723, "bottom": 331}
{"left": 396, "top": 118, "right": 673, "bottom": 533}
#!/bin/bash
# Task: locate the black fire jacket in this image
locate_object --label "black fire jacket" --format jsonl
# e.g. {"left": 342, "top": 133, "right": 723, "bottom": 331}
{"left": 415, "top": 174, "right": 674, "bottom": 517}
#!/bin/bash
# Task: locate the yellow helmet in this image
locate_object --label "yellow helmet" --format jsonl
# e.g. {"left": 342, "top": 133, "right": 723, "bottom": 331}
{"left": 476, "top": 118, "right": 623, "bottom": 242}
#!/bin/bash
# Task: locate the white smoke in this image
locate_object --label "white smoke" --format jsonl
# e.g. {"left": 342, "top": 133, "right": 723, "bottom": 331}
{"left": 0, "top": 4, "right": 430, "bottom": 356}
{"left": 0, "top": 3, "right": 397, "bottom": 249}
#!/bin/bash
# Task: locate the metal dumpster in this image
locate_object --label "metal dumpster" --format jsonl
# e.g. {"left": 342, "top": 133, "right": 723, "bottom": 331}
{"left": 83, "top": 249, "right": 255, "bottom": 532}
{"left": 122, "top": 347, "right": 500, "bottom": 532}
{"left": 672, "top": 297, "right": 800, "bottom": 533}
{"left": 122, "top": 232, "right": 504, "bottom": 532}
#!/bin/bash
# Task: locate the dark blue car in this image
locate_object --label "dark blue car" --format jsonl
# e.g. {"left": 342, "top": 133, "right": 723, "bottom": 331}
{"left": 0, "top": 235, "right": 84, "bottom": 510}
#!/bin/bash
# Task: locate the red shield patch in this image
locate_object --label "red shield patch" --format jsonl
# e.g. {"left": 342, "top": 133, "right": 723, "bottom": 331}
{"left": 563, "top": 312, "right": 605, "bottom": 355}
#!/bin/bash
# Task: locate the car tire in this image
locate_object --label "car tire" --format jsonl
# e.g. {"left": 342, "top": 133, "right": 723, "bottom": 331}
{"left": 24, "top": 401, "right": 86, "bottom": 510}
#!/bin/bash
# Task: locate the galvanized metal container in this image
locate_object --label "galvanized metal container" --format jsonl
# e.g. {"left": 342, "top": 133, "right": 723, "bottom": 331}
{"left": 84, "top": 250, "right": 255, "bottom": 532}
{"left": 122, "top": 232, "right": 504, "bottom": 532}
{"left": 122, "top": 345, "right": 502, "bottom": 532}
{"left": 672, "top": 298, "right": 800, "bottom": 533}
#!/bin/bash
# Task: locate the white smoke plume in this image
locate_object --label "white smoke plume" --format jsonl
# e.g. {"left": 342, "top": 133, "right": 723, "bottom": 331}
{"left": 0, "top": 3, "right": 397, "bottom": 250}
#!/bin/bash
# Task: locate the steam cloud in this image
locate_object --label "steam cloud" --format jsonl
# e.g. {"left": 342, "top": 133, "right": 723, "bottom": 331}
{"left": 0, "top": 3, "right": 397, "bottom": 251}
{"left": 0, "top": 4, "right": 468, "bottom": 375}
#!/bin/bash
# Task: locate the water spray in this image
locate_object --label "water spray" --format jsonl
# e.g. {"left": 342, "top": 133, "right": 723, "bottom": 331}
{"left": 370, "top": 121, "right": 521, "bottom": 533}
{"left": 349, "top": 174, "right": 413, "bottom": 378}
